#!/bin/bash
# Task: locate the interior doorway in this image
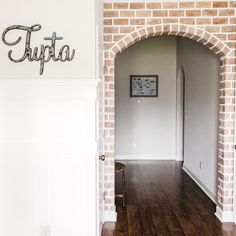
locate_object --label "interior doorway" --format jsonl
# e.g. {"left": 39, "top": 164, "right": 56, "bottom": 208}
{"left": 103, "top": 23, "right": 235, "bottom": 223}
{"left": 114, "top": 35, "right": 220, "bottom": 206}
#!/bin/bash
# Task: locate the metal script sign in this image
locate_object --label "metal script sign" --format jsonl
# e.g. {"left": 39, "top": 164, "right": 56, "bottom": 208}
{"left": 2, "top": 24, "right": 75, "bottom": 75}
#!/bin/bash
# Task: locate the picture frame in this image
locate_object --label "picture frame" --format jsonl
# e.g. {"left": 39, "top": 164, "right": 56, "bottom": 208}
{"left": 130, "top": 75, "right": 158, "bottom": 97}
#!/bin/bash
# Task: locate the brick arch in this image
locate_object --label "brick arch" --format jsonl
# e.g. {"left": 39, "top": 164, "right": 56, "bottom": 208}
{"left": 109, "top": 24, "right": 231, "bottom": 58}
{"left": 103, "top": 23, "right": 235, "bottom": 222}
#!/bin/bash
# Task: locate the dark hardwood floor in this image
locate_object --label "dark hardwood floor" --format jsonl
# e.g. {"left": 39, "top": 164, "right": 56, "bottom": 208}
{"left": 102, "top": 161, "right": 236, "bottom": 236}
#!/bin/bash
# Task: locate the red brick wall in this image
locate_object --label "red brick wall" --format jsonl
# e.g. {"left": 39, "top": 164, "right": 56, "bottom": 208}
{"left": 103, "top": 1, "right": 236, "bottom": 220}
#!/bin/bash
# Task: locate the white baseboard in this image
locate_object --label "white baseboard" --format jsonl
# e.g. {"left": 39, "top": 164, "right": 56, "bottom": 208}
{"left": 182, "top": 164, "right": 217, "bottom": 204}
{"left": 215, "top": 206, "right": 234, "bottom": 222}
{"left": 102, "top": 210, "right": 117, "bottom": 223}
{"left": 115, "top": 155, "right": 176, "bottom": 160}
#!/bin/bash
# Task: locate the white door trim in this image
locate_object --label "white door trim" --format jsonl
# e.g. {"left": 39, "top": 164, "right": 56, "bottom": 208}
{"left": 234, "top": 99, "right": 236, "bottom": 224}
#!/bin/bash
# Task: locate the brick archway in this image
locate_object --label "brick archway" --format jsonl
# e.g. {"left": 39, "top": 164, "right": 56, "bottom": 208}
{"left": 109, "top": 24, "right": 231, "bottom": 57}
{"left": 103, "top": 23, "right": 235, "bottom": 222}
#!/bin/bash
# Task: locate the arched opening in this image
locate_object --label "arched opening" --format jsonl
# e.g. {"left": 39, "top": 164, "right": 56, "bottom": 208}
{"left": 115, "top": 34, "right": 220, "bottom": 206}
{"left": 103, "top": 24, "right": 235, "bottom": 224}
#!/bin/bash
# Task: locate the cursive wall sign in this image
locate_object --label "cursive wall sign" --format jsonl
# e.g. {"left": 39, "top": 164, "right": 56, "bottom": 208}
{"left": 2, "top": 24, "right": 75, "bottom": 75}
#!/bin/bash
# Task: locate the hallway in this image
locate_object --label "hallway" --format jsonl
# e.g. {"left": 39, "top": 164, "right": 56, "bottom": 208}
{"left": 102, "top": 161, "right": 236, "bottom": 236}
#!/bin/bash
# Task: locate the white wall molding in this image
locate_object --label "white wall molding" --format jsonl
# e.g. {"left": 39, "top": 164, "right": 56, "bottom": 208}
{"left": 215, "top": 206, "right": 234, "bottom": 223}
{"left": 45, "top": 78, "right": 101, "bottom": 86}
{"left": 182, "top": 165, "right": 217, "bottom": 204}
{"left": 102, "top": 211, "right": 117, "bottom": 223}
{"left": 234, "top": 92, "right": 236, "bottom": 224}
{"left": 0, "top": 78, "right": 100, "bottom": 87}
{"left": 115, "top": 155, "right": 176, "bottom": 160}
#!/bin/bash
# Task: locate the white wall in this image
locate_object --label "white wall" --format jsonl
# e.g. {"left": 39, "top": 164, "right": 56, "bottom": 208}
{"left": 176, "top": 66, "right": 185, "bottom": 161}
{"left": 0, "top": 0, "right": 103, "bottom": 235}
{"left": 115, "top": 37, "right": 177, "bottom": 160}
{"left": 0, "top": 0, "right": 96, "bottom": 79}
{"left": 177, "top": 37, "right": 220, "bottom": 201}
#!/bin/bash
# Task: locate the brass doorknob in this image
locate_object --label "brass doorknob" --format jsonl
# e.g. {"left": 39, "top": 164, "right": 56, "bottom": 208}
{"left": 99, "top": 155, "right": 105, "bottom": 161}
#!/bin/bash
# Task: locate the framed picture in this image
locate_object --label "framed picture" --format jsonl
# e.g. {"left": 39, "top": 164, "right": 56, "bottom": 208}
{"left": 130, "top": 75, "right": 158, "bottom": 97}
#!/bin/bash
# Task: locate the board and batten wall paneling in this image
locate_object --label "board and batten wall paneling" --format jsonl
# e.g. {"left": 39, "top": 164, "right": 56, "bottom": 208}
{"left": 0, "top": 79, "right": 99, "bottom": 236}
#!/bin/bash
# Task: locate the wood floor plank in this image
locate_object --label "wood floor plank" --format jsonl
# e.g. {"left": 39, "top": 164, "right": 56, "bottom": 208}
{"left": 102, "top": 161, "right": 236, "bottom": 236}
{"left": 115, "top": 206, "right": 128, "bottom": 232}
{"left": 177, "top": 215, "right": 199, "bottom": 236}
{"left": 126, "top": 205, "right": 142, "bottom": 236}
{"left": 114, "top": 232, "right": 127, "bottom": 236}
{"left": 188, "top": 215, "right": 210, "bottom": 236}
{"left": 164, "top": 216, "right": 185, "bottom": 236}
{"left": 152, "top": 215, "right": 171, "bottom": 235}
{"left": 134, "top": 168, "right": 158, "bottom": 236}
{"left": 161, "top": 184, "right": 199, "bottom": 235}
